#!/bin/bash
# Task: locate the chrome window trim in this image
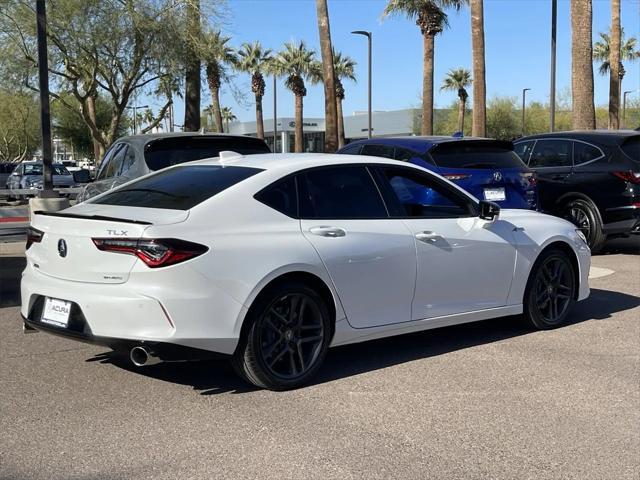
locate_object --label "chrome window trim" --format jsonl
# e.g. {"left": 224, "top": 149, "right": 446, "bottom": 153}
{"left": 572, "top": 139, "right": 606, "bottom": 167}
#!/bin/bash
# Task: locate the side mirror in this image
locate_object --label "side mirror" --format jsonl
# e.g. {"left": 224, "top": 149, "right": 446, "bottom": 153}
{"left": 11, "top": 171, "right": 19, "bottom": 176}
{"left": 73, "top": 169, "right": 92, "bottom": 183}
{"left": 479, "top": 200, "right": 500, "bottom": 221}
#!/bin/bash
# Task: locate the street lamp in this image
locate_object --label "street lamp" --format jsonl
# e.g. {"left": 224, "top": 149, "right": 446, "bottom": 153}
{"left": 273, "top": 75, "right": 278, "bottom": 152}
{"left": 522, "top": 88, "right": 531, "bottom": 137}
{"left": 623, "top": 90, "right": 636, "bottom": 129}
{"left": 549, "top": 0, "right": 557, "bottom": 132}
{"left": 351, "top": 30, "right": 372, "bottom": 139}
{"left": 126, "top": 104, "right": 149, "bottom": 135}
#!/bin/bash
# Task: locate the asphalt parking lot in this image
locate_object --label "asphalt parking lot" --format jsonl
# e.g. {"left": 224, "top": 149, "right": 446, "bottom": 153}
{"left": 1, "top": 239, "right": 638, "bottom": 479}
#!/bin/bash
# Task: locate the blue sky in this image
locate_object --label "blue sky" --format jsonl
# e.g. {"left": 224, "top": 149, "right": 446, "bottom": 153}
{"left": 164, "top": 0, "right": 640, "bottom": 124}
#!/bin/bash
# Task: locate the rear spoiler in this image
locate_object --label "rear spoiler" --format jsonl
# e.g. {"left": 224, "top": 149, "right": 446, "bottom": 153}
{"left": 430, "top": 139, "right": 514, "bottom": 152}
{"left": 33, "top": 211, "right": 152, "bottom": 225}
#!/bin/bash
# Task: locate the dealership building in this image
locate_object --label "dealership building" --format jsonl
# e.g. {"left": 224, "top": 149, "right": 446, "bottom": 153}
{"left": 227, "top": 108, "right": 420, "bottom": 152}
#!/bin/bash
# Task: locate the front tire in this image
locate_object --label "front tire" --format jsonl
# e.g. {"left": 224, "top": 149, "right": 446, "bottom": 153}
{"left": 232, "top": 281, "right": 331, "bottom": 390}
{"left": 562, "top": 198, "right": 606, "bottom": 252}
{"left": 523, "top": 249, "right": 576, "bottom": 329}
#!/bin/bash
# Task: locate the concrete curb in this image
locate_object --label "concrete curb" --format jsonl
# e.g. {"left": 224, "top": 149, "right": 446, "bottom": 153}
{"left": 0, "top": 242, "right": 24, "bottom": 256}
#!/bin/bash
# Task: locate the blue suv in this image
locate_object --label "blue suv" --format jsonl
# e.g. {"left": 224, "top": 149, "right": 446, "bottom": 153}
{"left": 338, "top": 137, "right": 537, "bottom": 210}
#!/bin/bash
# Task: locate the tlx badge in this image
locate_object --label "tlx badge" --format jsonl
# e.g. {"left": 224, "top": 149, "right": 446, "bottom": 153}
{"left": 107, "top": 229, "right": 128, "bottom": 236}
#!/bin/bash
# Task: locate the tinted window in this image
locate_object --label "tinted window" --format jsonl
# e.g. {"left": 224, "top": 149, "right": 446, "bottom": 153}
{"left": 339, "top": 144, "right": 362, "bottom": 155}
{"left": 104, "top": 145, "right": 127, "bottom": 178}
{"left": 255, "top": 177, "right": 297, "bottom": 217}
{"left": 394, "top": 147, "right": 421, "bottom": 162}
{"left": 22, "top": 164, "right": 69, "bottom": 175}
{"left": 573, "top": 142, "right": 602, "bottom": 164}
{"left": 514, "top": 141, "right": 535, "bottom": 163}
{"left": 145, "top": 137, "right": 270, "bottom": 171}
{"left": 430, "top": 142, "right": 525, "bottom": 169}
{"left": 96, "top": 144, "right": 122, "bottom": 180}
{"left": 621, "top": 137, "right": 640, "bottom": 163}
{"left": 120, "top": 146, "right": 137, "bottom": 175}
{"left": 360, "top": 144, "right": 395, "bottom": 159}
{"left": 298, "top": 166, "right": 387, "bottom": 219}
{"left": 92, "top": 165, "right": 262, "bottom": 210}
{"left": 529, "top": 140, "right": 573, "bottom": 168}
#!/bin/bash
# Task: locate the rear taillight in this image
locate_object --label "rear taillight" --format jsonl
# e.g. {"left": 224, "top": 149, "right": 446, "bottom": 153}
{"left": 92, "top": 238, "right": 208, "bottom": 268}
{"left": 612, "top": 171, "right": 640, "bottom": 184}
{"left": 26, "top": 227, "right": 44, "bottom": 250}
{"left": 520, "top": 172, "right": 537, "bottom": 186}
{"left": 442, "top": 173, "right": 471, "bottom": 181}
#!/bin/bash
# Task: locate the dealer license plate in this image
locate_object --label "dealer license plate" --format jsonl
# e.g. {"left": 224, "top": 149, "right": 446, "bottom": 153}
{"left": 41, "top": 297, "right": 72, "bottom": 327}
{"left": 483, "top": 187, "right": 506, "bottom": 201}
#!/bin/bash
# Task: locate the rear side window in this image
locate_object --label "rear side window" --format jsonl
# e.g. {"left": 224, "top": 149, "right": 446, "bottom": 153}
{"left": 360, "top": 144, "right": 395, "bottom": 159}
{"left": 145, "top": 137, "right": 270, "bottom": 171}
{"left": 298, "top": 166, "right": 387, "bottom": 219}
{"left": 621, "top": 137, "right": 640, "bottom": 162}
{"left": 430, "top": 142, "right": 526, "bottom": 169}
{"left": 339, "top": 144, "right": 362, "bottom": 155}
{"left": 574, "top": 142, "right": 603, "bottom": 164}
{"left": 92, "top": 165, "right": 262, "bottom": 210}
{"left": 255, "top": 177, "right": 297, "bottom": 217}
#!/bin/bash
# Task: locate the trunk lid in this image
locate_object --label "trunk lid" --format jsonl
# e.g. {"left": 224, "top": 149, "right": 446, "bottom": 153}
{"left": 28, "top": 205, "right": 188, "bottom": 284}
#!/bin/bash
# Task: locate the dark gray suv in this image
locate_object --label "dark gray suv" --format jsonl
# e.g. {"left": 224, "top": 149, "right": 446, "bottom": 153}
{"left": 77, "top": 133, "right": 271, "bottom": 202}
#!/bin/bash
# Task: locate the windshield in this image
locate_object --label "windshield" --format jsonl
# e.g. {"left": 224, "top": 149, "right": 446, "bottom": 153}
{"left": 144, "top": 136, "right": 271, "bottom": 171}
{"left": 92, "top": 165, "right": 263, "bottom": 210}
{"left": 23, "top": 164, "right": 70, "bottom": 175}
{"left": 430, "top": 142, "right": 526, "bottom": 169}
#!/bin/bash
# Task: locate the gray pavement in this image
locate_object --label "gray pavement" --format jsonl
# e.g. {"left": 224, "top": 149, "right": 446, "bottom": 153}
{"left": 0, "top": 240, "right": 638, "bottom": 479}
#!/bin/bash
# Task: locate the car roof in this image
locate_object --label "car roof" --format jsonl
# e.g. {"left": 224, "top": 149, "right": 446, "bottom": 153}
{"left": 115, "top": 132, "right": 267, "bottom": 149}
{"left": 517, "top": 130, "right": 640, "bottom": 146}
{"left": 344, "top": 136, "right": 509, "bottom": 153}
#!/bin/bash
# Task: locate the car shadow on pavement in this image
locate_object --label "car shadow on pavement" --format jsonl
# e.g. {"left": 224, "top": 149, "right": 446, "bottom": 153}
{"left": 598, "top": 237, "right": 640, "bottom": 256}
{"left": 0, "top": 256, "right": 26, "bottom": 308}
{"left": 90, "top": 287, "right": 639, "bottom": 395}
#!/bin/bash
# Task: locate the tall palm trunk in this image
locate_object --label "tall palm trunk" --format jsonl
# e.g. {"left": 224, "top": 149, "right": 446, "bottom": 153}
{"left": 184, "top": 0, "right": 201, "bottom": 132}
{"left": 255, "top": 94, "right": 264, "bottom": 139}
{"left": 294, "top": 94, "right": 304, "bottom": 152}
{"left": 457, "top": 97, "right": 465, "bottom": 132}
{"left": 206, "top": 62, "right": 223, "bottom": 133}
{"left": 470, "top": 0, "right": 486, "bottom": 137}
{"left": 422, "top": 33, "right": 435, "bottom": 135}
{"left": 316, "top": 0, "right": 338, "bottom": 152}
{"left": 609, "top": 0, "right": 621, "bottom": 129}
{"left": 571, "top": 0, "right": 596, "bottom": 130}
{"left": 337, "top": 98, "right": 345, "bottom": 148}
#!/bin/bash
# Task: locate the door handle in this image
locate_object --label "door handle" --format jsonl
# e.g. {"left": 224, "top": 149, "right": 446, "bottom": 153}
{"left": 309, "top": 226, "right": 346, "bottom": 238}
{"left": 551, "top": 174, "right": 568, "bottom": 180}
{"left": 415, "top": 231, "right": 442, "bottom": 243}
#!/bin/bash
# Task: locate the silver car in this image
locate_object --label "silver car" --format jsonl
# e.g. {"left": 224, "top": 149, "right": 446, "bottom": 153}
{"left": 5, "top": 161, "right": 75, "bottom": 199}
{"left": 76, "top": 132, "right": 271, "bottom": 202}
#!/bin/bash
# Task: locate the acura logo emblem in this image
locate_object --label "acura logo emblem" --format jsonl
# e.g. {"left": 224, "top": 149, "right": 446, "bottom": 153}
{"left": 58, "top": 239, "right": 67, "bottom": 258}
{"left": 493, "top": 171, "right": 503, "bottom": 182}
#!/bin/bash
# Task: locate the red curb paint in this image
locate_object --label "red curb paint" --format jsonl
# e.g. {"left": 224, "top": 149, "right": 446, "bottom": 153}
{"left": 0, "top": 217, "right": 28, "bottom": 223}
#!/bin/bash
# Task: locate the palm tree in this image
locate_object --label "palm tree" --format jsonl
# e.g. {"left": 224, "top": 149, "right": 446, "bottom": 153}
{"left": 235, "top": 42, "right": 272, "bottom": 140}
{"left": 316, "top": 0, "right": 339, "bottom": 152}
{"left": 202, "top": 31, "right": 236, "bottom": 133}
{"left": 470, "top": 0, "right": 485, "bottom": 137}
{"left": 221, "top": 107, "right": 237, "bottom": 133}
{"left": 571, "top": 0, "right": 596, "bottom": 130}
{"left": 272, "top": 41, "right": 321, "bottom": 152}
{"left": 333, "top": 50, "right": 357, "bottom": 149}
{"left": 184, "top": 0, "right": 201, "bottom": 132}
{"left": 608, "top": 0, "right": 621, "bottom": 129}
{"left": 441, "top": 68, "right": 471, "bottom": 133}
{"left": 383, "top": 0, "right": 467, "bottom": 135}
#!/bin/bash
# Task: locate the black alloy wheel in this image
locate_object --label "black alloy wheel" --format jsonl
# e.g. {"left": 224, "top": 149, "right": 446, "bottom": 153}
{"left": 562, "top": 199, "right": 607, "bottom": 252}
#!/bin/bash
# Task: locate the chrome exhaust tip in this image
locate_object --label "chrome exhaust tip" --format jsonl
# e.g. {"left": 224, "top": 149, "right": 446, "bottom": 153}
{"left": 129, "top": 346, "right": 161, "bottom": 367}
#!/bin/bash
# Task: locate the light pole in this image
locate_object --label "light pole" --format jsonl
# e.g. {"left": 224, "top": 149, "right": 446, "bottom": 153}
{"left": 623, "top": 90, "right": 636, "bottom": 129}
{"left": 522, "top": 88, "right": 531, "bottom": 137}
{"left": 126, "top": 104, "right": 149, "bottom": 135}
{"left": 549, "top": 0, "right": 557, "bottom": 132}
{"left": 273, "top": 75, "right": 278, "bottom": 152}
{"left": 351, "top": 30, "right": 372, "bottom": 139}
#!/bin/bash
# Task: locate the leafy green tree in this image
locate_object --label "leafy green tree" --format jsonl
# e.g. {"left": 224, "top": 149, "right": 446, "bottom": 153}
{"left": 0, "top": 90, "right": 39, "bottom": 162}
{"left": 486, "top": 96, "right": 519, "bottom": 140}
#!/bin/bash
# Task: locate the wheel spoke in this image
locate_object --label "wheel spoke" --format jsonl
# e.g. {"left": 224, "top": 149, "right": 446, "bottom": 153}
{"left": 265, "top": 317, "right": 282, "bottom": 335}
{"left": 267, "top": 345, "right": 289, "bottom": 368}
{"left": 299, "top": 335, "right": 322, "bottom": 344}
{"left": 296, "top": 297, "right": 307, "bottom": 328}
{"left": 288, "top": 349, "right": 298, "bottom": 376}
{"left": 296, "top": 342, "right": 306, "bottom": 372}
{"left": 269, "top": 308, "right": 289, "bottom": 326}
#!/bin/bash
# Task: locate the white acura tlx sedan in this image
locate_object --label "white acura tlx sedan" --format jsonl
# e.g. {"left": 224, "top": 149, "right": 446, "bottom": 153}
{"left": 21, "top": 153, "right": 590, "bottom": 390}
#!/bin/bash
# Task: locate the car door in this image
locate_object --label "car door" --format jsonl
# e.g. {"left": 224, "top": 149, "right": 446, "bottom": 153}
{"left": 298, "top": 164, "right": 417, "bottom": 329}
{"left": 527, "top": 139, "right": 574, "bottom": 211}
{"left": 372, "top": 165, "right": 518, "bottom": 320}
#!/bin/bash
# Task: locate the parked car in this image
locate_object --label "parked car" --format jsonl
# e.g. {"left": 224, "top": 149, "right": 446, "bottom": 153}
{"left": 514, "top": 130, "right": 640, "bottom": 252}
{"left": 60, "top": 160, "right": 82, "bottom": 173}
{"left": 22, "top": 153, "right": 590, "bottom": 390}
{"left": 5, "top": 161, "right": 76, "bottom": 199}
{"left": 0, "top": 162, "right": 16, "bottom": 190}
{"left": 76, "top": 132, "right": 271, "bottom": 202}
{"left": 338, "top": 136, "right": 537, "bottom": 210}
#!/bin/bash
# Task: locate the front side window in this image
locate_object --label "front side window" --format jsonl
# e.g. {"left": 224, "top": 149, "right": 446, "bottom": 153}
{"left": 378, "top": 166, "right": 475, "bottom": 219}
{"left": 360, "top": 144, "right": 395, "bottom": 159}
{"left": 529, "top": 140, "right": 573, "bottom": 168}
{"left": 573, "top": 141, "right": 603, "bottom": 164}
{"left": 92, "top": 165, "right": 262, "bottom": 210}
{"left": 298, "top": 166, "right": 387, "bottom": 219}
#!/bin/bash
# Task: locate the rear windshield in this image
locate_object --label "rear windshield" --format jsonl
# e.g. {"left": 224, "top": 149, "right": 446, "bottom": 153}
{"left": 92, "top": 165, "right": 263, "bottom": 210}
{"left": 23, "top": 164, "right": 70, "bottom": 175}
{"left": 430, "top": 143, "right": 526, "bottom": 169}
{"left": 621, "top": 136, "right": 640, "bottom": 162}
{"left": 144, "top": 137, "right": 270, "bottom": 171}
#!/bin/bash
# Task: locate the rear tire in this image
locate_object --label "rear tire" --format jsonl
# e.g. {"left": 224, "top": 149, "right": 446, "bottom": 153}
{"left": 562, "top": 198, "right": 606, "bottom": 253}
{"left": 523, "top": 248, "right": 576, "bottom": 330}
{"left": 231, "top": 281, "right": 331, "bottom": 391}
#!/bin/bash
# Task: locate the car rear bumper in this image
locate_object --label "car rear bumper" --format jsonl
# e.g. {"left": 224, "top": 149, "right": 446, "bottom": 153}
{"left": 603, "top": 205, "right": 640, "bottom": 235}
{"left": 20, "top": 262, "right": 247, "bottom": 355}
